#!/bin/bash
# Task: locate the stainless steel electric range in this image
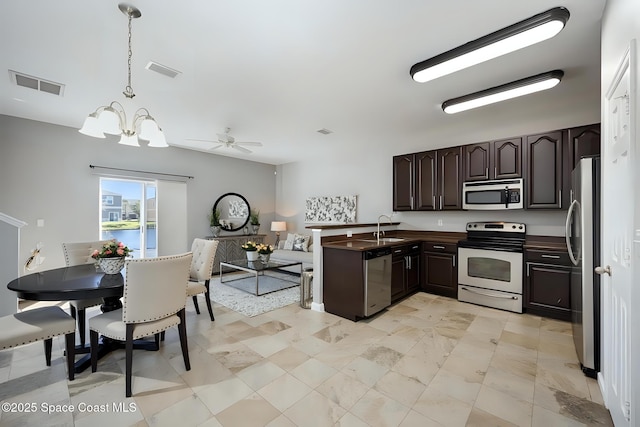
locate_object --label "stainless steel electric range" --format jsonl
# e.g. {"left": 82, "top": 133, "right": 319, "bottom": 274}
{"left": 457, "top": 221, "right": 526, "bottom": 313}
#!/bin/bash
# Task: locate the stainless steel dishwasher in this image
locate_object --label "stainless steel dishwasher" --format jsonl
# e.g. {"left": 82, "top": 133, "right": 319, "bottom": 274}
{"left": 363, "top": 247, "right": 392, "bottom": 316}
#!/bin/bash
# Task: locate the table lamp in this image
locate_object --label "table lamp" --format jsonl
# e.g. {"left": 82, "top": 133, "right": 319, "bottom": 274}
{"left": 271, "top": 221, "right": 287, "bottom": 247}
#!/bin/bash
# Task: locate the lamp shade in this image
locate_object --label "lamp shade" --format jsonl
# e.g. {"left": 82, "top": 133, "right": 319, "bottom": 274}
{"left": 147, "top": 129, "right": 169, "bottom": 147}
{"left": 139, "top": 117, "right": 159, "bottom": 140}
{"left": 118, "top": 133, "right": 140, "bottom": 147}
{"left": 79, "top": 114, "right": 106, "bottom": 138}
{"left": 271, "top": 221, "right": 287, "bottom": 232}
{"left": 98, "top": 107, "right": 122, "bottom": 135}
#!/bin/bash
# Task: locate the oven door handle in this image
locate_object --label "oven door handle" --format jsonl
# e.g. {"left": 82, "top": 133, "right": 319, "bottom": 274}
{"left": 460, "top": 286, "right": 519, "bottom": 300}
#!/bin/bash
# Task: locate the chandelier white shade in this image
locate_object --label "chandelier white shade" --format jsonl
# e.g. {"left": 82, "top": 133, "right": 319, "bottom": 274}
{"left": 441, "top": 70, "right": 564, "bottom": 114}
{"left": 79, "top": 3, "right": 167, "bottom": 148}
{"left": 410, "top": 7, "right": 570, "bottom": 83}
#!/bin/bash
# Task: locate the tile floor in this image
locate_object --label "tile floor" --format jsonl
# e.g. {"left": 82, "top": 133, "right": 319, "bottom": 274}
{"left": 0, "top": 292, "right": 614, "bottom": 426}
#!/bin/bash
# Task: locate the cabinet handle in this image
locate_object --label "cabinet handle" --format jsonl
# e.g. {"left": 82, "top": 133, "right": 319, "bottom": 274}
{"left": 485, "top": 168, "right": 489, "bottom": 179}
{"left": 412, "top": 245, "right": 420, "bottom": 250}
{"left": 410, "top": 196, "right": 414, "bottom": 210}
{"left": 557, "top": 298, "right": 562, "bottom": 304}
{"left": 432, "top": 196, "right": 436, "bottom": 210}
{"left": 440, "top": 195, "right": 443, "bottom": 210}
{"left": 558, "top": 190, "right": 562, "bottom": 208}
{"left": 433, "top": 245, "right": 445, "bottom": 249}
{"left": 394, "top": 249, "right": 403, "bottom": 254}
{"left": 541, "top": 254, "right": 560, "bottom": 259}
{"left": 527, "top": 262, "right": 530, "bottom": 277}
{"left": 452, "top": 255, "right": 456, "bottom": 268}
{"left": 494, "top": 167, "right": 497, "bottom": 179}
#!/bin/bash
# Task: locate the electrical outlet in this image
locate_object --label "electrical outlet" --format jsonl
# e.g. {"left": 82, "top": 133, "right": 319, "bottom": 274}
{"left": 437, "top": 219, "right": 443, "bottom": 227}
{"left": 347, "top": 231, "right": 353, "bottom": 237}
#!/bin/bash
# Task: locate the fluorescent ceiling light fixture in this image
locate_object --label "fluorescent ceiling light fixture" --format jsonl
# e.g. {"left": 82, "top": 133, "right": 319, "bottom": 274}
{"left": 442, "top": 70, "right": 564, "bottom": 114}
{"left": 79, "top": 3, "right": 168, "bottom": 148}
{"left": 410, "top": 7, "right": 570, "bottom": 83}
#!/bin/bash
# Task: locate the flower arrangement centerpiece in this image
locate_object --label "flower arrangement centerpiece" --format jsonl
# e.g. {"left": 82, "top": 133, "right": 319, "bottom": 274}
{"left": 241, "top": 241, "right": 259, "bottom": 261}
{"left": 92, "top": 239, "right": 132, "bottom": 274}
{"left": 256, "top": 243, "right": 274, "bottom": 263}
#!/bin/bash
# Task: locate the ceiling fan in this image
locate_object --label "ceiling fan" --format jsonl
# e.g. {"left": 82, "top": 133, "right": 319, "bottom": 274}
{"left": 187, "top": 127, "right": 263, "bottom": 154}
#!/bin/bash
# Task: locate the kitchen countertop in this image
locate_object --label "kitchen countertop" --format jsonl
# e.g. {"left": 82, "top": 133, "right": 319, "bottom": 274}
{"left": 322, "top": 231, "right": 465, "bottom": 252}
{"left": 322, "top": 231, "right": 567, "bottom": 252}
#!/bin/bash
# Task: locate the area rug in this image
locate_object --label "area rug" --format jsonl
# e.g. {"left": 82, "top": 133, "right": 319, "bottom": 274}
{"left": 209, "top": 274, "right": 300, "bottom": 317}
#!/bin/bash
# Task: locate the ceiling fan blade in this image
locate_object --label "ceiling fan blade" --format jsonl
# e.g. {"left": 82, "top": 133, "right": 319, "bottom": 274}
{"left": 232, "top": 145, "right": 252, "bottom": 154}
{"left": 186, "top": 138, "right": 216, "bottom": 143}
{"left": 235, "top": 141, "right": 262, "bottom": 146}
{"left": 209, "top": 144, "right": 223, "bottom": 151}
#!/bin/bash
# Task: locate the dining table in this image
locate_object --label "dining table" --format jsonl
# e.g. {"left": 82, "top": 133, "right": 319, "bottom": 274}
{"left": 7, "top": 263, "right": 157, "bottom": 373}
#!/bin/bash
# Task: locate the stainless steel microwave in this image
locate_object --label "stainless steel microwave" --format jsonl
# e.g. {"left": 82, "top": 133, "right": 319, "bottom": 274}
{"left": 462, "top": 178, "right": 524, "bottom": 210}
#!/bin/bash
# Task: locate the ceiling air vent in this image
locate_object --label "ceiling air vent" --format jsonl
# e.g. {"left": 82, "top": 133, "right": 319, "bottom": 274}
{"left": 9, "top": 70, "right": 65, "bottom": 96}
{"left": 317, "top": 128, "right": 333, "bottom": 135}
{"left": 145, "top": 61, "right": 181, "bottom": 78}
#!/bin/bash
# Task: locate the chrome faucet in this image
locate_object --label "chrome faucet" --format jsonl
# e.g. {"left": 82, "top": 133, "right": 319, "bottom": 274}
{"left": 375, "top": 214, "right": 393, "bottom": 244}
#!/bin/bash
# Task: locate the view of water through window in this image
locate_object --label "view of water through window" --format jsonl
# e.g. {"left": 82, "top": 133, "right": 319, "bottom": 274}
{"left": 100, "top": 178, "right": 158, "bottom": 258}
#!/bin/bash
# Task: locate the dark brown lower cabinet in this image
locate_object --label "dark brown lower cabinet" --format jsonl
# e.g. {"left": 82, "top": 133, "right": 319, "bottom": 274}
{"left": 323, "top": 247, "right": 364, "bottom": 321}
{"left": 422, "top": 242, "right": 457, "bottom": 298}
{"left": 391, "top": 243, "right": 421, "bottom": 303}
{"left": 524, "top": 249, "right": 571, "bottom": 320}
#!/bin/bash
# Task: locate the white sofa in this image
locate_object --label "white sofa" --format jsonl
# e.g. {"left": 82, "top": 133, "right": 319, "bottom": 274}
{"left": 270, "top": 235, "right": 313, "bottom": 273}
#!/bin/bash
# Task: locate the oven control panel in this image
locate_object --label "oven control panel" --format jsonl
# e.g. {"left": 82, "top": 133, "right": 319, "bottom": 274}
{"left": 466, "top": 222, "right": 526, "bottom": 233}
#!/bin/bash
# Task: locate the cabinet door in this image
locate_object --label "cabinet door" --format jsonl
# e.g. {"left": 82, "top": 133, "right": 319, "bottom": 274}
{"left": 422, "top": 251, "right": 457, "bottom": 298}
{"left": 406, "top": 252, "right": 421, "bottom": 293}
{"left": 415, "top": 151, "right": 437, "bottom": 210}
{"left": 526, "top": 262, "right": 571, "bottom": 320}
{"left": 438, "top": 147, "right": 462, "bottom": 210}
{"left": 393, "top": 155, "right": 414, "bottom": 211}
{"left": 391, "top": 253, "right": 407, "bottom": 302}
{"left": 493, "top": 137, "right": 522, "bottom": 179}
{"left": 525, "top": 131, "right": 564, "bottom": 209}
{"left": 568, "top": 124, "right": 600, "bottom": 168}
{"left": 463, "top": 143, "right": 490, "bottom": 181}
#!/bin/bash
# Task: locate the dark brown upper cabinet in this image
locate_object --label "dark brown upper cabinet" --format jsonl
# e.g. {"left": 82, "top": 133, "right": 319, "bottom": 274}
{"left": 463, "top": 138, "right": 522, "bottom": 182}
{"left": 568, "top": 123, "right": 600, "bottom": 168}
{"left": 393, "top": 147, "right": 462, "bottom": 211}
{"left": 392, "top": 154, "right": 414, "bottom": 211}
{"left": 525, "top": 130, "right": 564, "bottom": 209}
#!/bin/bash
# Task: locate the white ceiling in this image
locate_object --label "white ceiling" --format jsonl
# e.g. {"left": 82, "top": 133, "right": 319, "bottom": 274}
{"left": 0, "top": 0, "right": 606, "bottom": 165}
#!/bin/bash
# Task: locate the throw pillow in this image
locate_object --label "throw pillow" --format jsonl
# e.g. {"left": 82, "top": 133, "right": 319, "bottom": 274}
{"left": 291, "top": 234, "right": 311, "bottom": 252}
{"left": 283, "top": 233, "right": 311, "bottom": 252}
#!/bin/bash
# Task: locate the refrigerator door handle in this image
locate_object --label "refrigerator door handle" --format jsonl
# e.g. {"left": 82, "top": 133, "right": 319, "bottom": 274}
{"left": 565, "top": 199, "right": 579, "bottom": 266}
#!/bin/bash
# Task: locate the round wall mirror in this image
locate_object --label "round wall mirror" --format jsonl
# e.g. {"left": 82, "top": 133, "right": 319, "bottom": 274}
{"left": 213, "top": 192, "right": 250, "bottom": 232}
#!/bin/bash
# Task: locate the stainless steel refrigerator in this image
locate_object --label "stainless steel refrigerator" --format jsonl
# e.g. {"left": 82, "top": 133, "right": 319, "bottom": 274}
{"left": 565, "top": 155, "right": 600, "bottom": 378}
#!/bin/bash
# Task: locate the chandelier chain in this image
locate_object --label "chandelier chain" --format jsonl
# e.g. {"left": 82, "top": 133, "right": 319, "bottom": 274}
{"left": 123, "top": 12, "right": 135, "bottom": 99}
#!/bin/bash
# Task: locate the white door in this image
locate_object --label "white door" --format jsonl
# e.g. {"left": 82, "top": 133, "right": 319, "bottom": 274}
{"left": 601, "top": 41, "right": 635, "bottom": 426}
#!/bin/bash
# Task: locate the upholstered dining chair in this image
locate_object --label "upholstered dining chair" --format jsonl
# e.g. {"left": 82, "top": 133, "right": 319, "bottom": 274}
{"left": 188, "top": 238, "right": 219, "bottom": 321}
{"left": 89, "top": 252, "right": 193, "bottom": 397}
{"left": 62, "top": 240, "right": 111, "bottom": 348}
{"left": 0, "top": 306, "right": 76, "bottom": 381}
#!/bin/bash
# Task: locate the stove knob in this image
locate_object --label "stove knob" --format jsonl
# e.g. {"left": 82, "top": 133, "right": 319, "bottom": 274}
{"left": 512, "top": 225, "right": 516, "bottom": 229}
{"left": 519, "top": 225, "right": 523, "bottom": 229}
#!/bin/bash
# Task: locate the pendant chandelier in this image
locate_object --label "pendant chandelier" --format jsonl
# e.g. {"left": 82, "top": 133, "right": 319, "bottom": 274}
{"left": 79, "top": 3, "right": 167, "bottom": 147}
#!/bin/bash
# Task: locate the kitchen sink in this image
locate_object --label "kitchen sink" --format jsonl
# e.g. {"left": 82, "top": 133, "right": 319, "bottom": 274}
{"left": 360, "top": 238, "right": 406, "bottom": 243}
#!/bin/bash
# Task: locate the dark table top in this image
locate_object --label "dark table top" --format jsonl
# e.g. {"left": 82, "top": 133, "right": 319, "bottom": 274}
{"left": 7, "top": 264, "right": 124, "bottom": 301}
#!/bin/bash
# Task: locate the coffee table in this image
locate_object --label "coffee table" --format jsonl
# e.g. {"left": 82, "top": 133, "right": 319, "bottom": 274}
{"left": 219, "top": 259, "right": 302, "bottom": 296}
